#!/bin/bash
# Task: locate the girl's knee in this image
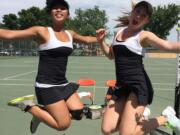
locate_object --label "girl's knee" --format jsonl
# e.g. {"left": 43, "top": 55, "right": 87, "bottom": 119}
{"left": 101, "top": 128, "right": 111, "bottom": 135}
{"left": 120, "top": 125, "right": 144, "bottom": 135}
{"left": 56, "top": 120, "right": 71, "bottom": 131}
{"left": 133, "top": 125, "right": 145, "bottom": 135}
{"left": 101, "top": 125, "right": 115, "bottom": 135}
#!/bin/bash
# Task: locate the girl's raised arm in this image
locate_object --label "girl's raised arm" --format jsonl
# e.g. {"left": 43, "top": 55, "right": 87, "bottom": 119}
{"left": 96, "top": 28, "right": 114, "bottom": 59}
{"left": 141, "top": 31, "right": 180, "bottom": 53}
{"left": 0, "top": 26, "right": 46, "bottom": 42}
{"left": 69, "top": 30, "right": 97, "bottom": 44}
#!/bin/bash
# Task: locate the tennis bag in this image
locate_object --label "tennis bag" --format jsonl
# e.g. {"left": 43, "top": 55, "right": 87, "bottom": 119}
{"left": 83, "top": 105, "right": 104, "bottom": 120}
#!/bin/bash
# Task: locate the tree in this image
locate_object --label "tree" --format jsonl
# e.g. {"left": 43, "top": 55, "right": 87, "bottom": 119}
{"left": 2, "top": 13, "right": 19, "bottom": 29}
{"left": 116, "top": 4, "right": 179, "bottom": 39}
{"left": 2, "top": 6, "right": 108, "bottom": 36}
{"left": 1, "top": 6, "right": 109, "bottom": 56}
{"left": 17, "top": 7, "right": 50, "bottom": 29}
{"left": 145, "top": 4, "right": 180, "bottom": 39}
{"left": 66, "top": 6, "right": 108, "bottom": 36}
{"left": 65, "top": 6, "right": 108, "bottom": 56}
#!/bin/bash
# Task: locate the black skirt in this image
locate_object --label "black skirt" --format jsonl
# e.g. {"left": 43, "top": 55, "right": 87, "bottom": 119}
{"left": 112, "top": 45, "right": 154, "bottom": 105}
{"left": 35, "top": 82, "right": 79, "bottom": 105}
{"left": 112, "top": 70, "right": 154, "bottom": 106}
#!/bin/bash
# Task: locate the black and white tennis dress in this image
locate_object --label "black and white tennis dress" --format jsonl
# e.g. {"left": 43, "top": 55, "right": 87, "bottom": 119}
{"left": 35, "top": 27, "right": 79, "bottom": 105}
{"left": 111, "top": 28, "right": 154, "bottom": 105}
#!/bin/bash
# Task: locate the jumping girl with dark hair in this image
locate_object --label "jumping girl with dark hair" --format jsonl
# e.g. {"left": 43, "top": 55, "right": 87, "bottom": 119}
{"left": 4, "top": 0, "right": 98, "bottom": 133}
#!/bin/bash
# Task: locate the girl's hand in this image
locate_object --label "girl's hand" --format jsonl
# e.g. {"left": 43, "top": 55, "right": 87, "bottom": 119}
{"left": 96, "top": 29, "right": 106, "bottom": 43}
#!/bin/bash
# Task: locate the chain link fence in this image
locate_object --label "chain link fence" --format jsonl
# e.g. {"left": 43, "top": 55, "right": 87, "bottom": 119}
{"left": 0, "top": 40, "right": 104, "bottom": 57}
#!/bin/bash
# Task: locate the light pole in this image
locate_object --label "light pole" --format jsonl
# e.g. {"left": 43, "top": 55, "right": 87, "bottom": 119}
{"left": 174, "top": 26, "right": 180, "bottom": 135}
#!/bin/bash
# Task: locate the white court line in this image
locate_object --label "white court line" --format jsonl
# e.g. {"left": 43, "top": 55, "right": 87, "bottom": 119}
{"left": 69, "top": 66, "right": 114, "bottom": 69}
{"left": 3, "top": 70, "right": 36, "bottom": 80}
{"left": 152, "top": 83, "right": 174, "bottom": 86}
{"left": 0, "top": 65, "right": 36, "bottom": 67}
{"left": 68, "top": 71, "right": 114, "bottom": 75}
{"left": 73, "top": 71, "right": 175, "bottom": 76}
{"left": 0, "top": 84, "right": 34, "bottom": 86}
{"left": 79, "top": 86, "right": 174, "bottom": 91}
{"left": 0, "top": 64, "right": 175, "bottom": 70}
{"left": 0, "top": 68, "right": 176, "bottom": 77}
{"left": 1, "top": 71, "right": 114, "bottom": 80}
{"left": 0, "top": 79, "right": 33, "bottom": 81}
{"left": 69, "top": 61, "right": 113, "bottom": 65}
{"left": 0, "top": 79, "right": 175, "bottom": 86}
{"left": 0, "top": 83, "right": 175, "bottom": 91}
{"left": 141, "top": 74, "right": 175, "bottom": 76}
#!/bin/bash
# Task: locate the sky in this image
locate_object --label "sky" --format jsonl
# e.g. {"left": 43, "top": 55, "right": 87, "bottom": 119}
{"left": 0, "top": 0, "right": 179, "bottom": 41}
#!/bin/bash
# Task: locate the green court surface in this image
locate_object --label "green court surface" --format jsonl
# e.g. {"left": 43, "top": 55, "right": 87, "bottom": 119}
{"left": 0, "top": 56, "right": 177, "bottom": 135}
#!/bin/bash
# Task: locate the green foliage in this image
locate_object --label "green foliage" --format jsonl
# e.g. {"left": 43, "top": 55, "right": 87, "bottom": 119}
{"left": 145, "top": 4, "right": 180, "bottom": 39}
{"left": 2, "top": 14, "right": 19, "bottom": 29}
{"left": 177, "top": 23, "right": 180, "bottom": 32}
{"left": 1, "top": 6, "right": 108, "bottom": 37}
{"left": 1, "top": 7, "right": 51, "bottom": 29}
{"left": 65, "top": 6, "right": 108, "bottom": 36}
{"left": 0, "top": 6, "right": 109, "bottom": 56}
{"left": 18, "top": 7, "right": 51, "bottom": 29}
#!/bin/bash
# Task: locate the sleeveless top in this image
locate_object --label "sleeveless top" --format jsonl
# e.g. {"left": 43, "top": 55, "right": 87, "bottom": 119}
{"left": 112, "top": 27, "right": 147, "bottom": 86}
{"left": 112, "top": 28, "right": 154, "bottom": 105}
{"left": 35, "top": 27, "right": 73, "bottom": 88}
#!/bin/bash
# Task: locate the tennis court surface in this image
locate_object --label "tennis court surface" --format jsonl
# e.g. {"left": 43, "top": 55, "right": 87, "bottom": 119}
{"left": 0, "top": 56, "right": 177, "bottom": 135}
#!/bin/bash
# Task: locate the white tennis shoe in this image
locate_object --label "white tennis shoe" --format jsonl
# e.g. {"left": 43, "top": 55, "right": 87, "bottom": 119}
{"left": 8, "top": 95, "right": 35, "bottom": 111}
{"left": 162, "top": 106, "right": 180, "bottom": 134}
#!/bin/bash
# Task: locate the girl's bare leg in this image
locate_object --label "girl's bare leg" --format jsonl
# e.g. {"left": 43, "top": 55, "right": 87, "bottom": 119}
{"left": 119, "top": 92, "right": 167, "bottom": 135}
{"left": 101, "top": 97, "right": 126, "bottom": 135}
{"left": 28, "top": 92, "right": 84, "bottom": 131}
{"left": 29, "top": 100, "right": 71, "bottom": 131}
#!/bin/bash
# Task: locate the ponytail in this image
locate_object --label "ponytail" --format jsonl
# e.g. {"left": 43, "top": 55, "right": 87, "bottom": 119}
{"left": 115, "top": 12, "right": 130, "bottom": 28}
